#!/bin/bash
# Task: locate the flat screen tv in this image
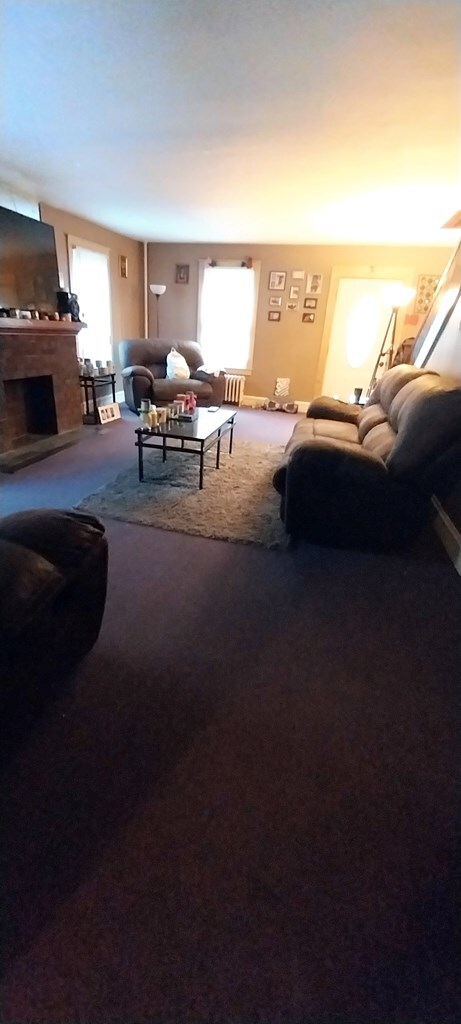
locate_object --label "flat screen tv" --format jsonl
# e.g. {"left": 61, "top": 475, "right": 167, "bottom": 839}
{"left": 0, "top": 205, "right": 60, "bottom": 315}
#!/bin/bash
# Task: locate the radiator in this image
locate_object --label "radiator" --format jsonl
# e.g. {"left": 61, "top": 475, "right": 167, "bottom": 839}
{"left": 224, "top": 374, "right": 245, "bottom": 405}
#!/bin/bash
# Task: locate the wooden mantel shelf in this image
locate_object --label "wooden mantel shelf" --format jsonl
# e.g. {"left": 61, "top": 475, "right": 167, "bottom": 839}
{"left": 0, "top": 318, "right": 86, "bottom": 333}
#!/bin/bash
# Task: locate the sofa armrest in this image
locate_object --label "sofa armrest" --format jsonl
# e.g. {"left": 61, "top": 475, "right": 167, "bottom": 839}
{"left": 282, "top": 439, "right": 422, "bottom": 549}
{"left": 192, "top": 369, "right": 226, "bottom": 406}
{"left": 307, "top": 396, "right": 360, "bottom": 424}
{"left": 121, "top": 364, "right": 155, "bottom": 383}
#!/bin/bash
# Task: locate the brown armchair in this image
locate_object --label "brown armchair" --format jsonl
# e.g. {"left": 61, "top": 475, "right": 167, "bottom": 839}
{"left": 119, "top": 338, "right": 226, "bottom": 413}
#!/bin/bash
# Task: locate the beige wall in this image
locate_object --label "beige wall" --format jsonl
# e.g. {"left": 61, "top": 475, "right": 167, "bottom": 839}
{"left": 40, "top": 203, "right": 144, "bottom": 382}
{"left": 147, "top": 242, "right": 453, "bottom": 401}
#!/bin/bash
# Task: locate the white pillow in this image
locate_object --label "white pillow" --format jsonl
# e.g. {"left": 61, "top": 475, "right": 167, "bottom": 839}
{"left": 166, "top": 347, "right": 190, "bottom": 380}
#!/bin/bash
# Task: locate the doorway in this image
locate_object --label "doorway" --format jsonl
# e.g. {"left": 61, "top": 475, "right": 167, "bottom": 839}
{"left": 68, "top": 236, "right": 112, "bottom": 364}
{"left": 317, "top": 266, "right": 415, "bottom": 400}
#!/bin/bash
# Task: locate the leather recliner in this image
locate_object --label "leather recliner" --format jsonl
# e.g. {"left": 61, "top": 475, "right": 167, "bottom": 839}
{"left": 0, "top": 508, "right": 108, "bottom": 760}
{"left": 273, "top": 364, "right": 461, "bottom": 550}
{"left": 119, "top": 338, "right": 226, "bottom": 413}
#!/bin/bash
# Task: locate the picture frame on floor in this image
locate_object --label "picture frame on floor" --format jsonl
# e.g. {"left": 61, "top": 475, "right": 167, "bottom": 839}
{"left": 99, "top": 402, "right": 121, "bottom": 423}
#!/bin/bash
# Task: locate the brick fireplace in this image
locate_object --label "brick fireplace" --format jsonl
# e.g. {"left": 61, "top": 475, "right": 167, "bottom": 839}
{"left": 0, "top": 318, "right": 84, "bottom": 463}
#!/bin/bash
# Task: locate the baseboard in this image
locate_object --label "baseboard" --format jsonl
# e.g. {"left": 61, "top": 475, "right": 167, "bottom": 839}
{"left": 115, "top": 389, "right": 125, "bottom": 404}
{"left": 241, "top": 394, "right": 309, "bottom": 412}
{"left": 432, "top": 496, "right": 461, "bottom": 575}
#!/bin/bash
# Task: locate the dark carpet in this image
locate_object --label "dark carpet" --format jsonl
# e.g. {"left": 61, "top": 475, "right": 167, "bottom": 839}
{"left": 2, "top": 408, "right": 460, "bottom": 1023}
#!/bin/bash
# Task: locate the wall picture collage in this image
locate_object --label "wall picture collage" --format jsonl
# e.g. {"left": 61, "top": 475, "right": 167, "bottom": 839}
{"left": 267, "top": 270, "right": 323, "bottom": 322}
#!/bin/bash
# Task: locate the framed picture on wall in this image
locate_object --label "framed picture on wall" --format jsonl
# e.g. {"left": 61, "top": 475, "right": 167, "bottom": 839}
{"left": 269, "top": 296, "right": 282, "bottom": 307}
{"left": 286, "top": 301, "right": 299, "bottom": 311}
{"left": 269, "top": 271, "right": 286, "bottom": 290}
{"left": 304, "top": 297, "right": 317, "bottom": 309}
{"left": 289, "top": 285, "right": 300, "bottom": 300}
{"left": 119, "top": 255, "right": 128, "bottom": 279}
{"left": 175, "top": 263, "right": 190, "bottom": 284}
{"left": 306, "top": 273, "right": 323, "bottom": 295}
{"left": 302, "top": 312, "right": 316, "bottom": 323}
{"left": 268, "top": 310, "right": 281, "bottom": 321}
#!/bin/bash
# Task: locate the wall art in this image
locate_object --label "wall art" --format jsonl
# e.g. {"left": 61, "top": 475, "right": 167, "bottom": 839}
{"left": 414, "top": 273, "right": 440, "bottom": 314}
{"left": 269, "top": 296, "right": 282, "bottom": 307}
{"left": 286, "top": 301, "right": 299, "bottom": 311}
{"left": 175, "top": 264, "right": 190, "bottom": 284}
{"left": 268, "top": 310, "right": 281, "bottom": 321}
{"left": 304, "top": 297, "right": 317, "bottom": 309}
{"left": 269, "top": 271, "right": 286, "bottom": 290}
{"left": 302, "top": 312, "right": 316, "bottom": 323}
{"left": 289, "top": 285, "right": 300, "bottom": 300}
{"left": 306, "top": 273, "right": 323, "bottom": 295}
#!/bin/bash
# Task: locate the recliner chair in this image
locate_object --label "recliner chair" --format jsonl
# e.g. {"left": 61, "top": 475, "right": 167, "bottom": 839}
{"left": 119, "top": 338, "right": 226, "bottom": 413}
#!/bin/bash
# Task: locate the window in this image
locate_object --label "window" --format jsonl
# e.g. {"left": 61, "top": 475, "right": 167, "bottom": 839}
{"left": 197, "top": 259, "right": 260, "bottom": 372}
{"left": 68, "top": 237, "right": 112, "bottom": 363}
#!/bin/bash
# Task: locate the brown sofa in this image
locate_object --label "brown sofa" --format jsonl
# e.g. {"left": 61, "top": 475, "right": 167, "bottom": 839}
{"left": 273, "top": 364, "right": 461, "bottom": 550}
{"left": 119, "top": 338, "right": 226, "bottom": 413}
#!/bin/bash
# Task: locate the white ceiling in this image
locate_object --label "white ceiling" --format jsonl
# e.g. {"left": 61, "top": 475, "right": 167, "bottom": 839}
{"left": 1, "top": 0, "right": 460, "bottom": 246}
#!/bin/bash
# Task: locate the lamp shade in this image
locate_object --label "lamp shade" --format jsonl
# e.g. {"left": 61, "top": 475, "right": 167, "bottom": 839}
{"left": 149, "top": 284, "right": 166, "bottom": 296}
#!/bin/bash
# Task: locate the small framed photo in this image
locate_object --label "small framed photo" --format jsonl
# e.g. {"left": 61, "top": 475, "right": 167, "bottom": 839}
{"left": 292, "top": 270, "right": 305, "bottom": 279}
{"left": 286, "top": 301, "right": 299, "bottom": 311}
{"left": 175, "top": 263, "right": 190, "bottom": 284}
{"left": 119, "top": 255, "right": 128, "bottom": 279}
{"left": 98, "top": 402, "right": 121, "bottom": 424}
{"left": 269, "top": 271, "right": 286, "bottom": 291}
{"left": 268, "top": 310, "right": 281, "bottom": 321}
{"left": 289, "top": 285, "right": 300, "bottom": 300}
{"left": 302, "top": 312, "right": 316, "bottom": 323}
{"left": 306, "top": 273, "right": 323, "bottom": 295}
{"left": 269, "top": 296, "right": 282, "bottom": 307}
{"left": 304, "top": 297, "right": 318, "bottom": 309}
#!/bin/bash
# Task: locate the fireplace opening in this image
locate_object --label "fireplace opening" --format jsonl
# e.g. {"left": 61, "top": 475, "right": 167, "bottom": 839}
{"left": 4, "top": 375, "right": 58, "bottom": 448}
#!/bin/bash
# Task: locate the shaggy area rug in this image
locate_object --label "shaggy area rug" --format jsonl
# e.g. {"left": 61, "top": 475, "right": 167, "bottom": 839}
{"left": 77, "top": 440, "right": 287, "bottom": 547}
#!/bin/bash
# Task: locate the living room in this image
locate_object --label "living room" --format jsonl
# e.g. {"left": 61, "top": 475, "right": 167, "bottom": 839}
{"left": 1, "top": 2, "right": 460, "bottom": 1022}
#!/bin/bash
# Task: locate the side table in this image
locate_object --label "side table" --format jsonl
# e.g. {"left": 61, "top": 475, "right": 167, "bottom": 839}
{"left": 79, "top": 373, "right": 117, "bottom": 424}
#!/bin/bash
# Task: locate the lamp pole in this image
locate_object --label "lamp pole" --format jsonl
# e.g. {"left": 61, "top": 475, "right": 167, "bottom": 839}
{"left": 366, "top": 306, "right": 398, "bottom": 398}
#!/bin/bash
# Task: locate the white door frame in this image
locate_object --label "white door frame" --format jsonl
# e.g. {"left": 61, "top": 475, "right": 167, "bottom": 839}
{"left": 315, "top": 264, "right": 416, "bottom": 395}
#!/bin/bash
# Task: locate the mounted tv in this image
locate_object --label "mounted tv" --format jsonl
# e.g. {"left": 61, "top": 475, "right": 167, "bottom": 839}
{"left": 0, "top": 205, "right": 60, "bottom": 314}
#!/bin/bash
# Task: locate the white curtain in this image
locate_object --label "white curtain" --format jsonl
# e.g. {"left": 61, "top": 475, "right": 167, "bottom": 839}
{"left": 70, "top": 244, "right": 112, "bottom": 362}
{"left": 198, "top": 264, "right": 258, "bottom": 371}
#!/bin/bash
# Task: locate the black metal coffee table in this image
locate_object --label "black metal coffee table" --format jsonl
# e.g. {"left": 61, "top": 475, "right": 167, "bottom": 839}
{"left": 135, "top": 407, "right": 237, "bottom": 489}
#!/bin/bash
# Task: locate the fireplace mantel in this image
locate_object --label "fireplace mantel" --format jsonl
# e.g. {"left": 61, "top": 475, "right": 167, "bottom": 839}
{"left": 0, "top": 319, "right": 86, "bottom": 469}
{"left": 0, "top": 317, "right": 85, "bottom": 333}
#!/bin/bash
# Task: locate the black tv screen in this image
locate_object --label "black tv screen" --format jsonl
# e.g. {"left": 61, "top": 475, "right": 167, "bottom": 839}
{"left": 0, "top": 205, "right": 60, "bottom": 314}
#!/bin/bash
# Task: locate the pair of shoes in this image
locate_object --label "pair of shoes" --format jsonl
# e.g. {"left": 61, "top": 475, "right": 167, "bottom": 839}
{"left": 282, "top": 402, "right": 298, "bottom": 413}
{"left": 263, "top": 400, "right": 281, "bottom": 411}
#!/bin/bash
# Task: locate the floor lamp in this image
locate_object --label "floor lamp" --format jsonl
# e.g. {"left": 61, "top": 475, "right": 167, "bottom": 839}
{"left": 149, "top": 284, "right": 166, "bottom": 337}
{"left": 366, "top": 285, "right": 416, "bottom": 397}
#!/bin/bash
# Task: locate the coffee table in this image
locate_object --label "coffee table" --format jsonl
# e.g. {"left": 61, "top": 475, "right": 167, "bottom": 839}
{"left": 135, "top": 407, "right": 237, "bottom": 489}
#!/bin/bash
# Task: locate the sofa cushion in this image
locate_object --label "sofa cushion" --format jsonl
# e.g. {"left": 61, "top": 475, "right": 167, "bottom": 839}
{"left": 357, "top": 402, "right": 387, "bottom": 442}
{"left": 361, "top": 421, "right": 397, "bottom": 461}
{"left": 369, "top": 364, "right": 436, "bottom": 410}
{"left": 288, "top": 418, "right": 359, "bottom": 445}
{"left": 153, "top": 377, "right": 213, "bottom": 403}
